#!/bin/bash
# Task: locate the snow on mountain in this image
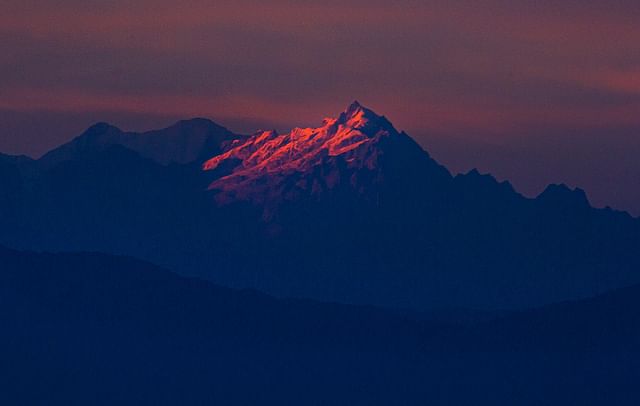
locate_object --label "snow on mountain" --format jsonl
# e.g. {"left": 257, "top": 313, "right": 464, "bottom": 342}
{"left": 203, "top": 101, "right": 406, "bottom": 204}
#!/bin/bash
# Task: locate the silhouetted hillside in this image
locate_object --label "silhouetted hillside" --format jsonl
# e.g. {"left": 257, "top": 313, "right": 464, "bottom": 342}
{"left": 2, "top": 246, "right": 640, "bottom": 405}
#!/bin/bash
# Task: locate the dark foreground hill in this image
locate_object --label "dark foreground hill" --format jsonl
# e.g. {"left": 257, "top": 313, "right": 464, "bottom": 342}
{"left": 2, "top": 246, "right": 640, "bottom": 405}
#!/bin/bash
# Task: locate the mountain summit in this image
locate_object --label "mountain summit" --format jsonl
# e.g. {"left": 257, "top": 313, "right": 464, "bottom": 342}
{"left": 203, "top": 102, "right": 436, "bottom": 205}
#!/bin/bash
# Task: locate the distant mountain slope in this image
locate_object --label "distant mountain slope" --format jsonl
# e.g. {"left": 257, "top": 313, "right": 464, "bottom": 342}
{"left": 0, "top": 153, "right": 33, "bottom": 165}
{"left": 469, "top": 283, "right": 640, "bottom": 352}
{"left": 38, "top": 118, "right": 240, "bottom": 167}
{"left": 0, "top": 245, "right": 429, "bottom": 348}
{"left": 2, "top": 246, "right": 640, "bottom": 405}
{"left": 0, "top": 103, "right": 639, "bottom": 312}
{"left": 0, "top": 154, "right": 28, "bottom": 221}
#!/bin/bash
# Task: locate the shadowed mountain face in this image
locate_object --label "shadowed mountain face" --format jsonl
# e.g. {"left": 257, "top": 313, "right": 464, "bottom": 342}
{"left": 1, "top": 102, "right": 639, "bottom": 312}
{"left": 2, "top": 246, "right": 640, "bottom": 405}
{"left": 38, "top": 118, "right": 239, "bottom": 167}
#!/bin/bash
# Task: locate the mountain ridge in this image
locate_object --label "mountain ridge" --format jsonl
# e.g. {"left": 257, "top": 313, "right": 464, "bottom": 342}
{"left": 37, "top": 117, "right": 240, "bottom": 167}
{"left": 13, "top": 103, "right": 637, "bottom": 220}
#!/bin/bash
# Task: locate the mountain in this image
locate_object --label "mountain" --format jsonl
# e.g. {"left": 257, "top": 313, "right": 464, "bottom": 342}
{"left": 469, "top": 282, "right": 640, "bottom": 352}
{"left": 0, "top": 152, "right": 33, "bottom": 166}
{"left": 204, "top": 101, "right": 450, "bottom": 212}
{"left": 38, "top": 118, "right": 240, "bottom": 167}
{"left": 0, "top": 153, "right": 30, "bottom": 220}
{"left": 3, "top": 245, "right": 640, "bottom": 405}
{"left": 1, "top": 102, "right": 640, "bottom": 312}
{"left": 0, "top": 245, "right": 438, "bottom": 405}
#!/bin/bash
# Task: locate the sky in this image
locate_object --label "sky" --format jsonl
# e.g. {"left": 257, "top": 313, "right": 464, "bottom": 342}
{"left": 1, "top": 0, "right": 640, "bottom": 213}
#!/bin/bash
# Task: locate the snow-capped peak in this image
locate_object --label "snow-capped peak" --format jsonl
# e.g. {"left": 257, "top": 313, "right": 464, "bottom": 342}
{"left": 202, "top": 102, "right": 402, "bottom": 205}
{"left": 338, "top": 101, "right": 395, "bottom": 133}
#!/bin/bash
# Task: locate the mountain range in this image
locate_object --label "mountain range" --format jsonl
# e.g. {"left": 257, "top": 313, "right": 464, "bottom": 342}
{"left": 4, "top": 101, "right": 640, "bottom": 404}
{"left": 1, "top": 102, "right": 639, "bottom": 313}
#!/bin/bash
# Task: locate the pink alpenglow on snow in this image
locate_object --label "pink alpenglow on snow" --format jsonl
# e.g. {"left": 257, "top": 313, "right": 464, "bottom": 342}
{"left": 203, "top": 102, "right": 401, "bottom": 204}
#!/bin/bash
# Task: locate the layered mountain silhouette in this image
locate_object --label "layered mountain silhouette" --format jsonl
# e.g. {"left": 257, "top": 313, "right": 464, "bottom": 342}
{"left": 38, "top": 118, "right": 238, "bottom": 167}
{"left": 1, "top": 102, "right": 639, "bottom": 312}
{"left": 3, "top": 245, "right": 640, "bottom": 405}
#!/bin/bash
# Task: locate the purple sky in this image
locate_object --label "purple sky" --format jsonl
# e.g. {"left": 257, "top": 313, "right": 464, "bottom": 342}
{"left": 2, "top": 0, "right": 640, "bottom": 213}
